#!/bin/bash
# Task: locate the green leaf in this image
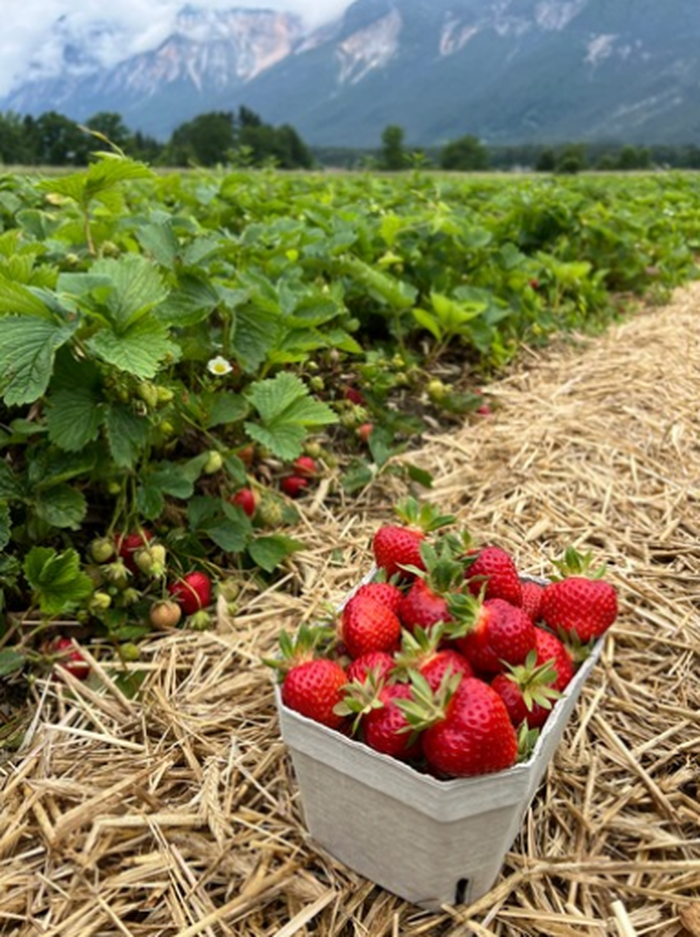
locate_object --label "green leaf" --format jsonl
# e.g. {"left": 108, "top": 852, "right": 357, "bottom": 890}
{"left": 0, "top": 462, "right": 22, "bottom": 500}
{"left": 0, "top": 648, "right": 26, "bottom": 677}
{"left": 145, "top": 454, "right": 209, "bottom": 500}
{"left": 136, "top": 485, "right": 165, "bottom": 520}
{"left": 248, "top": 535, "right": 304, "bottom": 573}
{"left": 46, "top": 387, "right": 103, "bottom": 451}
{"left": 95, "top": 255, "right": 169, "bottom": 331}
{"left": 200, "top": 512, "right": 251, "bottom": 553}
{"left": 0, "top": 276, "right": 54, "bottom": 319}
{"left": 88, "top": 316, "right": 178, "bottom": 379}
{"left": 23, "top": 546, "right": 94, "bottom": 617}
{"left": 0, "top": 316, "right": 77, "bottom": 406}
{"left": 104, "top": 404, "right": 150, "bottom": 468}
{"left": 244, "top": 373, "right": 336, "bottom": 461}
{"left": 201, "top": 391, "right": 249, "bottom": 429}
{"left": 137, "top": 221, "right": 180, "bottom": 269}
{"left": 232, "top": 304, "right": 280, "bottom": 374}
{"left": 33, "top": 485, "right": 87, "bottom": 531}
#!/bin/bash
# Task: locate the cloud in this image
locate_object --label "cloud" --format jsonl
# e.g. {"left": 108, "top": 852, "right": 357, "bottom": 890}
{"left": 0, "top": 0, "right": 353, "bottom": 96}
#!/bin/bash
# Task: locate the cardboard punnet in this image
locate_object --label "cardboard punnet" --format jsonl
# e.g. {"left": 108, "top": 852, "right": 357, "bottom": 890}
{"left": 273, "top": 575, "right": 604, "bottom": 911}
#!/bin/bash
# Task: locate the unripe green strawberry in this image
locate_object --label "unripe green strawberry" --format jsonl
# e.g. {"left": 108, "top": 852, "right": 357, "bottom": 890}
{"left": 134, "top": 543, "right": 167, "bottom": 579}
{"left": 119, "top": 642, "right": 141, "bottom": 661}
{"left": 88, "top": 591, "right": 112, "bottom": 613}
{"left": 103, "top": 559, "right": 131, "bottom": 589}
{"left": 136, "top": 381, "right": 159, "bottom": 410}
{"left": 89, "top": 537, "right": 115, "bottom": 564}
{"left": 203, "top": 450, "right": 224, "bottom": 474}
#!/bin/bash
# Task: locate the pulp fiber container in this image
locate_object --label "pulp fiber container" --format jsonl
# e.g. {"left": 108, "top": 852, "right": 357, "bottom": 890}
{"left": 274, "top": 577, "right": 604, "bottom": 911}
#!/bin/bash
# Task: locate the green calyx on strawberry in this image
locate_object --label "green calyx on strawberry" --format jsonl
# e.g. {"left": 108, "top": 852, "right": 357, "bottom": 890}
{"left": 541, "top": 547, "right": 618, "bottom": 642}
{"left": 168, "top": 571, "right": 212, "bottom": 616}
{"left": 491, "top": 651, "right": 562, "bottom": 729}
{"left": 398, "top": 537, "right": 465, "bottom": 634}
{"left": 393, "top": 624, "right": 473, "bottom": 692}
{"left": 372, "top": 497, "right": 455, "bottom": 580}
{"left": 264, "top": 622, "right": 335, "bottom": 676}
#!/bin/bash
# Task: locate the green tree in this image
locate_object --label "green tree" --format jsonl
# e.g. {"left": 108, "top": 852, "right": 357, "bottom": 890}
{"left": 439, "top": 135, "right": 489, "bottom": 171}
{"left": 167, "top": 111, "right": 236, "bottom": 166}
{"left": 33, "top": 111, "right": 87, "bottom": 165}
{"left": 379, "top": 125, "right": 406, "bottom": 171}
{"left": 0, "top": 111, "right": 36, "bottom": 165}
{"left": 616, "top": 145, "right": 651, "bottom": 171}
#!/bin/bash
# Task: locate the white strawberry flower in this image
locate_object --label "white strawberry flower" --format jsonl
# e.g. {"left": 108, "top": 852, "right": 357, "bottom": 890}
{"left": 207, "top": 355, "right": 233, "bottom": 376}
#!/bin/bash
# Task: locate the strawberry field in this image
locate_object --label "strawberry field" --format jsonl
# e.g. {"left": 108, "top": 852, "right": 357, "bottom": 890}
{"left": 1, "top": 159, "right": 699, "bottom": 934}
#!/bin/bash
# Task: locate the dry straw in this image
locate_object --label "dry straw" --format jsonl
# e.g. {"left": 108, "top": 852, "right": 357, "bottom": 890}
{"left": 1, "top": 283, "right": 699, "bottom": 935}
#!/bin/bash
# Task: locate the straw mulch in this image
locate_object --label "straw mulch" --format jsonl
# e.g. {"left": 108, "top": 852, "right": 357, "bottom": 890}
{"left": 1, "top": 284, "right": 699, "bottom": 937}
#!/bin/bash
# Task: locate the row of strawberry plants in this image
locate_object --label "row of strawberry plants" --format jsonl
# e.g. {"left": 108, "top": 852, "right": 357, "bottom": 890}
{"left": 0, "top": 157, "right": 695, "bottom": 704}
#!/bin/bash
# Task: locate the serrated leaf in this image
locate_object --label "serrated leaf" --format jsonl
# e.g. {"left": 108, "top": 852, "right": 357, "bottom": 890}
{"left": 0, "top": 462, "right": 22, "bottom": 500}
{"left": 90, "top": 255, "right": 169, "bottom": 332}
{"left": 46, "top": 387, "right": 103, "bottom": 451}
{"left": 136, "top": 485, "right": 165, "bottom": 520}
{"left": 0, "top": 316, "right": 77, "bottom": 406}
{"left": 232, "top": 304, "right": 280, "bottom": 374}
{"left": 88, "top": 316, "right": 178, "bottom": 379}
{"left": 137, "top": 221, "right": 180, "bottom": 269}
{"left": 33, "top": 485, "right": 87, "bottom": 530}
{"left": 244, "top": 372, "right": 336, "bottom": 459}
{"left": 200, "top": 513, "right": 251, "bottom": 553}
{"left": 145, "top": 454, "right": 208, "bottom": 500}
{"left": 23, "top": 546, "right": 94, "bottom": 617}
{"left": 201, "top": 391, "right": 249, "bottom": 429}
{"left": 186, "top": 496, "right": 221, "bottom": 531}
{"left": 243, "top": 422, "right": 306, "bottom": 461}
{"left": 104, "top": 404, "right": 150, "bottom": 468}
{"left": 248, "top": 535, "right": 304, "bottom": 573}
{"left": 0, "top": 276, "right": 54, "bottom": 319}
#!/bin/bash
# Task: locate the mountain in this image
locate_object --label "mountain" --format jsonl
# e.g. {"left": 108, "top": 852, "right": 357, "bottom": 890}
{"left": 3, "top": 0, "right": 700, "bottom": 147}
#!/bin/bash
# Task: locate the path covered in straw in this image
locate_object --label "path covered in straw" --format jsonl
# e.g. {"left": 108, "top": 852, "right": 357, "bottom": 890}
{"left": 1, "top": 284, "right": 699, "bottom": 936}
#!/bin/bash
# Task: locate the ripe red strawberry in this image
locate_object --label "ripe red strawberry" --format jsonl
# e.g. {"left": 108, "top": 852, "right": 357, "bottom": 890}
{"left": 412, "top": 676, "right": 519, "bottom": 778}
{"left": 449, "top": 595, "right": 536, "bottom": 674}
{"left": 346, "top": 650, "right": 396, "bottom": 685}
{"left": 464, "top": 545, "right": 523, "bottom": 607}
{"left": 229, "top": 488, "right": 256, "bottom": 517}
{"left": 540, "top": 577, "right": 617, "bottom": 642}
{"left": 521, "top": 580, "right": 545, "bottom": 623}
{"left": 282, "top": 657, "right": 348, "bottom": 729}
{"left": 292, "top": 455, "right": 317, "bottom": 477}
{"left": 52, "top": 637, "right": 90, "bottom": 680}
{"left": 168, "top": 571, "right": 212, "bottom": 615}
{"left": 353, "top": 581, "right": 404, "bottom": 614}
{"left": 280, "top": 475, "right": 309, "bottom": 498}
{"left": 491, "top": 652, "right": 562, "bottom": 729}
{"left": 372, "top": 497, "right": 454, "bottom": 580}
{"left": 398, "top": 578, "right": 450, "bottom": 634}
{"left": 116, "top": 529, "right": 154, "bottom": 573}
{"left": 373, "top": 525, "right": 426, "bottom": 580}
{"left": 357, "top": 422, "right": 374, "bottom": 443}
{"left": 341, "top": 592, "right": 402, "bottom": 659}
{"left": 533, "top": 627, "right": 574, "bottom": 691}
{"left": 363, "top": 683, "right": 422, "bottom": 760}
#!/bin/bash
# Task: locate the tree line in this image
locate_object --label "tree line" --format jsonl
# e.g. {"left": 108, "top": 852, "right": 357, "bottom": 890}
{"left": 0, "top": 107, "right": 314, "bottom": 169}
{"left": 3, "top": 107, "right": 700, "bottom": 172}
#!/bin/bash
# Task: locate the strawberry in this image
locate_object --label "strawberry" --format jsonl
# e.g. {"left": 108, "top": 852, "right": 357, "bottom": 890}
{"left": 282, "top": 657, "right": 348, "bottom": 729}
{"left": 396, "top": 537, "right": 463, "bottom": 634}
{"left": 340, "top": 592, "right": 402, "bottom": 659}
{"left": 280, "top": 475, "right": 309, "bottom": 498}
{"left": 343, "top": 386, "right": 365, "bottom": 406}
{"left": 52, "top": 637, "right": 90, "bottom": 681}
{"left": 403, "top": 673, "right": 518, "bottom": 778}
{"left": 533, "top": 627, "right": 574, "bottom": 692}
{"left": 541, "top": 577, "right": 617, "bottom": 642}
{"left": 448, "top": 594, "right": 536, "bottom": 674}
{"left": 352, "top": 580, "right": 404, "bottom": 614}
{"left": 464, "top": 545, "right": 523, "bottom": 607}
{"left": 168, "top": 571, "right": 212, "bottom": 615}
{"left": 292, "top": 455, "right": 317, "bottom": 477}
{"left": 357, "top": 422, "right": 374, "bottom": 443}
{"left": 346, "top": 650, "right": 396, "bottom": 685}
{"left": 372, "top": 497, "right": 454, "bottom": 580}
{"left": 540, "top": 548, "right": 618, "bottom": 642}
{"left": 363, "top": 683, "right": 422, "bottom": 760}
{"left": 521, "top": 579, "right": 545, "bottom": 623}
{"left": 394, "top": 626, "right": 473, "bottom": 692}
{"left": 491, "top": 651, "right": 562, "bottom": 729}
{"left": 149, "top": 599, "right": 182, "bottom": 630}
{"left": 116, "top": 529, "right": 154, "bottom": 573}
{"left": 230, "top": 487, "right": 257, "bottom": 517}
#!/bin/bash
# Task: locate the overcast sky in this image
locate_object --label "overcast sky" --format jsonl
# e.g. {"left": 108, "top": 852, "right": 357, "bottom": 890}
{"left": 0, "top": 0, "right": 354, "bottom": 97}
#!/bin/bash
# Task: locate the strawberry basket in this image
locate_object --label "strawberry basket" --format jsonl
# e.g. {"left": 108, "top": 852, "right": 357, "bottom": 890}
{"left": 270, "top": 503, "right": 616, "bottom": 911}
